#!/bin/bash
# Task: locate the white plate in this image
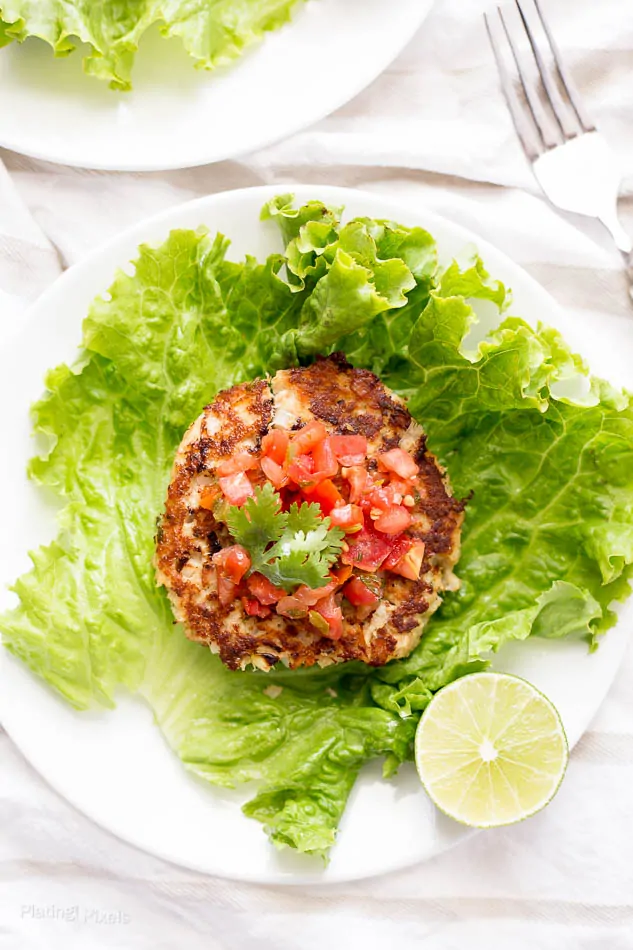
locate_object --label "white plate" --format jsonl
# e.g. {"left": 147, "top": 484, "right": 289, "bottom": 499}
{"left": 0, "top": 185, "right": 630, "bottom": 885}
{"left": 0, "top": 0, "right": 432, "bottom": 171}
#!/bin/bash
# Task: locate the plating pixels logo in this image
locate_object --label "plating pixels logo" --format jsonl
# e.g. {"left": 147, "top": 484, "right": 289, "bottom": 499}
{"left": 20, "top": 904, "right": 131, "bottom": 925}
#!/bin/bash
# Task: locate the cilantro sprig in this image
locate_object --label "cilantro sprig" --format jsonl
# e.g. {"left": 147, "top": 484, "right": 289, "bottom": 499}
{"left": 225, "top": 483, "right": 345, "bottom": 592}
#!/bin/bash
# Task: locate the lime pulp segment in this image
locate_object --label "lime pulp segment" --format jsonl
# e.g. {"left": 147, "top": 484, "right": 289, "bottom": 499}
{"left": 414, "top": 672, "right": 568, "bottom": 828}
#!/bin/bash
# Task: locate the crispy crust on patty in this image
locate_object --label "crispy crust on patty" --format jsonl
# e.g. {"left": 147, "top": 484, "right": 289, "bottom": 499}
{"left": 155, "top": 355, "right": 465, "bottom": 671}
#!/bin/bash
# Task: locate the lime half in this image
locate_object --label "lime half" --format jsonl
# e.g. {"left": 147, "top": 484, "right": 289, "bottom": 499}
{"left": 414, "top": 672, "right": 568, "bottom": 828}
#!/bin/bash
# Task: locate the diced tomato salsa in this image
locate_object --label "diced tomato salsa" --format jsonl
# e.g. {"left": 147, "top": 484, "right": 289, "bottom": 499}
{"left": 211, "top": 420, "right": 424, "bottom": 632}
{"left": 343, "top": 576, "right": 380, "bottom": 607}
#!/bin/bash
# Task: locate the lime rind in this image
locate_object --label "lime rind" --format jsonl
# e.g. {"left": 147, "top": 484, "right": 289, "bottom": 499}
{"left": 414, "top": 672, "right": 569, "bottom": 828}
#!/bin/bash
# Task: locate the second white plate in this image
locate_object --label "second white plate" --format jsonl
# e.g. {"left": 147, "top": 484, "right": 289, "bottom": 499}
{"left": 0, "top": 0, "right": 432, "bottom": 170}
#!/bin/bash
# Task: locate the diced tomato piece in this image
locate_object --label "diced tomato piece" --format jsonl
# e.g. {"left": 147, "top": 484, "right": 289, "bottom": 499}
{"left": 344, "top": 465, "right": 371, "bottom": 503}
{"left": 287, "top": 453, "right": 315, "bottom": 487}
{"left": 219, "top": 471, "right": 254, "bottom": 506}
{"left": 297, "top": 579, "right": 339, "bottom": 606}
{"left": 331, "top": 564, "right": 353, "bottom": 585}
{"left": 216, "top": 452, "right": 259, "bottom": 477}
{"left": 246, "top": 572, "right": 285, "bottom": 605}
{"left": 374, "top": 505, "right": 412, "bottom": 535}
{"left": 365, "top": 486, "right": 396, "bottom": 513}
{"left": 261, "top": 456, "right": 288, "bottom": 489}
{"left": 387, "top": 475, "right": 414, "bottom": 502}
{"left": 279, "top": 487, "right": 301, "bottom": 512}
{"left": 343, "top": 576, "right": 380, "bottom": 607}
{"left": 313, "top": 593, "right": 343, "bottom": 639}
{"left": 261, "top": 428, "right": 290, "bottom": 465}
{"left": 213, "top": 544, "right": 252, "bottom": 584}
{"left": 330, "top": 435, "right": 368, "bottom": 467}
{"left": 378, "top": 448, "right": 419, "bottom": 479}
{"left": 387, "top": 540, "right": 426, "bottom": 580}
{"left": 199, "top": 485, "right": 221, "bottom": 510}
{"left": 303, "top": 478, "right": 344, "bottom": 513}
{"left": 311, "top": 437, "right": 338, "bottom": 480}
{"left": 276, "top": 580, "right": 338, "bottom": 617}
{"left": 328, "top": 503, "right": 364, "bottom": 531}
{"left": 241, "top": 596, "right": 272, "bottom": 618}
{"left": 290, "top": 420, "right": 327, "bottom": 455}
{"left": 342, "top": 525, "right": 391, "bottom": 572}
{"left": 247, "top": 467, "right": 268, "bottom": 490}
{"left": 382, "top": 536, "right": 414, "bottom": 570}
{"left": 217, "top": 575, "right": 238, "bottom": 607}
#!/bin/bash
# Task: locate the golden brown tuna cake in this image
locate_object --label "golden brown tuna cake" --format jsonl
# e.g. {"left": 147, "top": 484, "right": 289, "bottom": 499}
{"left": 155, "top": 354, "right": 464, "bottom": 671}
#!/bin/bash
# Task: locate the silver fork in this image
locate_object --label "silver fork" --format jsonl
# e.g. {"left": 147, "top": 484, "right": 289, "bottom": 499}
{"left": 485, "top": 0, "right": 633, "bottom": 298}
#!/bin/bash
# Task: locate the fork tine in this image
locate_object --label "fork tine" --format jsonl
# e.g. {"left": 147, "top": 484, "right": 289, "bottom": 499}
{"left": 497, "top": 5, "right": 561, "bottom": 150}
{"left": 484, "top": 10, "right": 544, "bottom": 161}
{"left": 533, "top": 0, "right": 596, "bottom": 133}
{"left": 514, "top": 0, "right": 569, "bottom": 138}
{"left": 515, "top": 0, "right": 580, "bottom": 140}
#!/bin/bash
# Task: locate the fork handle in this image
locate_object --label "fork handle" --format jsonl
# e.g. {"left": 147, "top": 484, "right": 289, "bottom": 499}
{"left": 598, "top": 212, "right": 632, "bottom": 255}
{"left": 625, "top": 251, "right": 633, "bottom": 306}
{"left": 597, "top": 213, "right": 633, "bottom": 304}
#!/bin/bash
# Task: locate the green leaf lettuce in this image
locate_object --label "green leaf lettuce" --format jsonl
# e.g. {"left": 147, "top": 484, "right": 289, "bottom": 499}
{"left": 0, "top": 0, "right": 304, "bottom": 90}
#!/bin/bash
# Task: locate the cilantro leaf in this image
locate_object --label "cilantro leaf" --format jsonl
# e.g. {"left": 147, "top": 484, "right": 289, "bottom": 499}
{"left": 225, "top": 483, "right": 284, "bottom": 574}
{"left": 266, "top": 502, "right": 345, "bottom": 589}
{"left": 225, "top": 486, "right": 344, "bottom": 591}
{"left": 284, "top": 499, "right": 334, "bottom": 537}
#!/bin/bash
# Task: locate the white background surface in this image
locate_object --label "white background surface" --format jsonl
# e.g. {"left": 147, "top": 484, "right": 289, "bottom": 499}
{"left": 1, "top": 0, "right": 633, "bottom": 946}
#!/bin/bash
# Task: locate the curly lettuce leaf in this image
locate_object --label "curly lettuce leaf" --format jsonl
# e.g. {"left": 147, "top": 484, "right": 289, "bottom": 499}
{"left": 0, "top": 228, "right": 303, "bottom": 707}
{"left": 283, "top": 247, "right": 406, "bottom": 360}
{"left": 0, "top": 223, "right": 411, "bottom": 858}
{"left": 273, "top": 215, "right": 433, "bottom": 363}
{"left": 371, "top": 292, "right": 633, "bottom": 703}
{"left": 264, "top": 198, "right": 633, "bottom": 706}
{"left": 261, "top": 194, "right": 342, "bottom": 288}
{"left": 144, "top": 631, "right": 413, "bottom": 854}
{"left": 0, "top": 0, "right": 304, "bottom": 90}
{"left": 1, "top": 229, "right": 240, "bottom": 706}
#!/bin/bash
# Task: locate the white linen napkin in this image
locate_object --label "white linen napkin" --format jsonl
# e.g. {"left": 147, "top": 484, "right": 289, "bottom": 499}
{"left": 1, "top": 0, "right": 633, "bottom": 947}
{"left": 0, "top": 162, "right": 61, "bottom": 341}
